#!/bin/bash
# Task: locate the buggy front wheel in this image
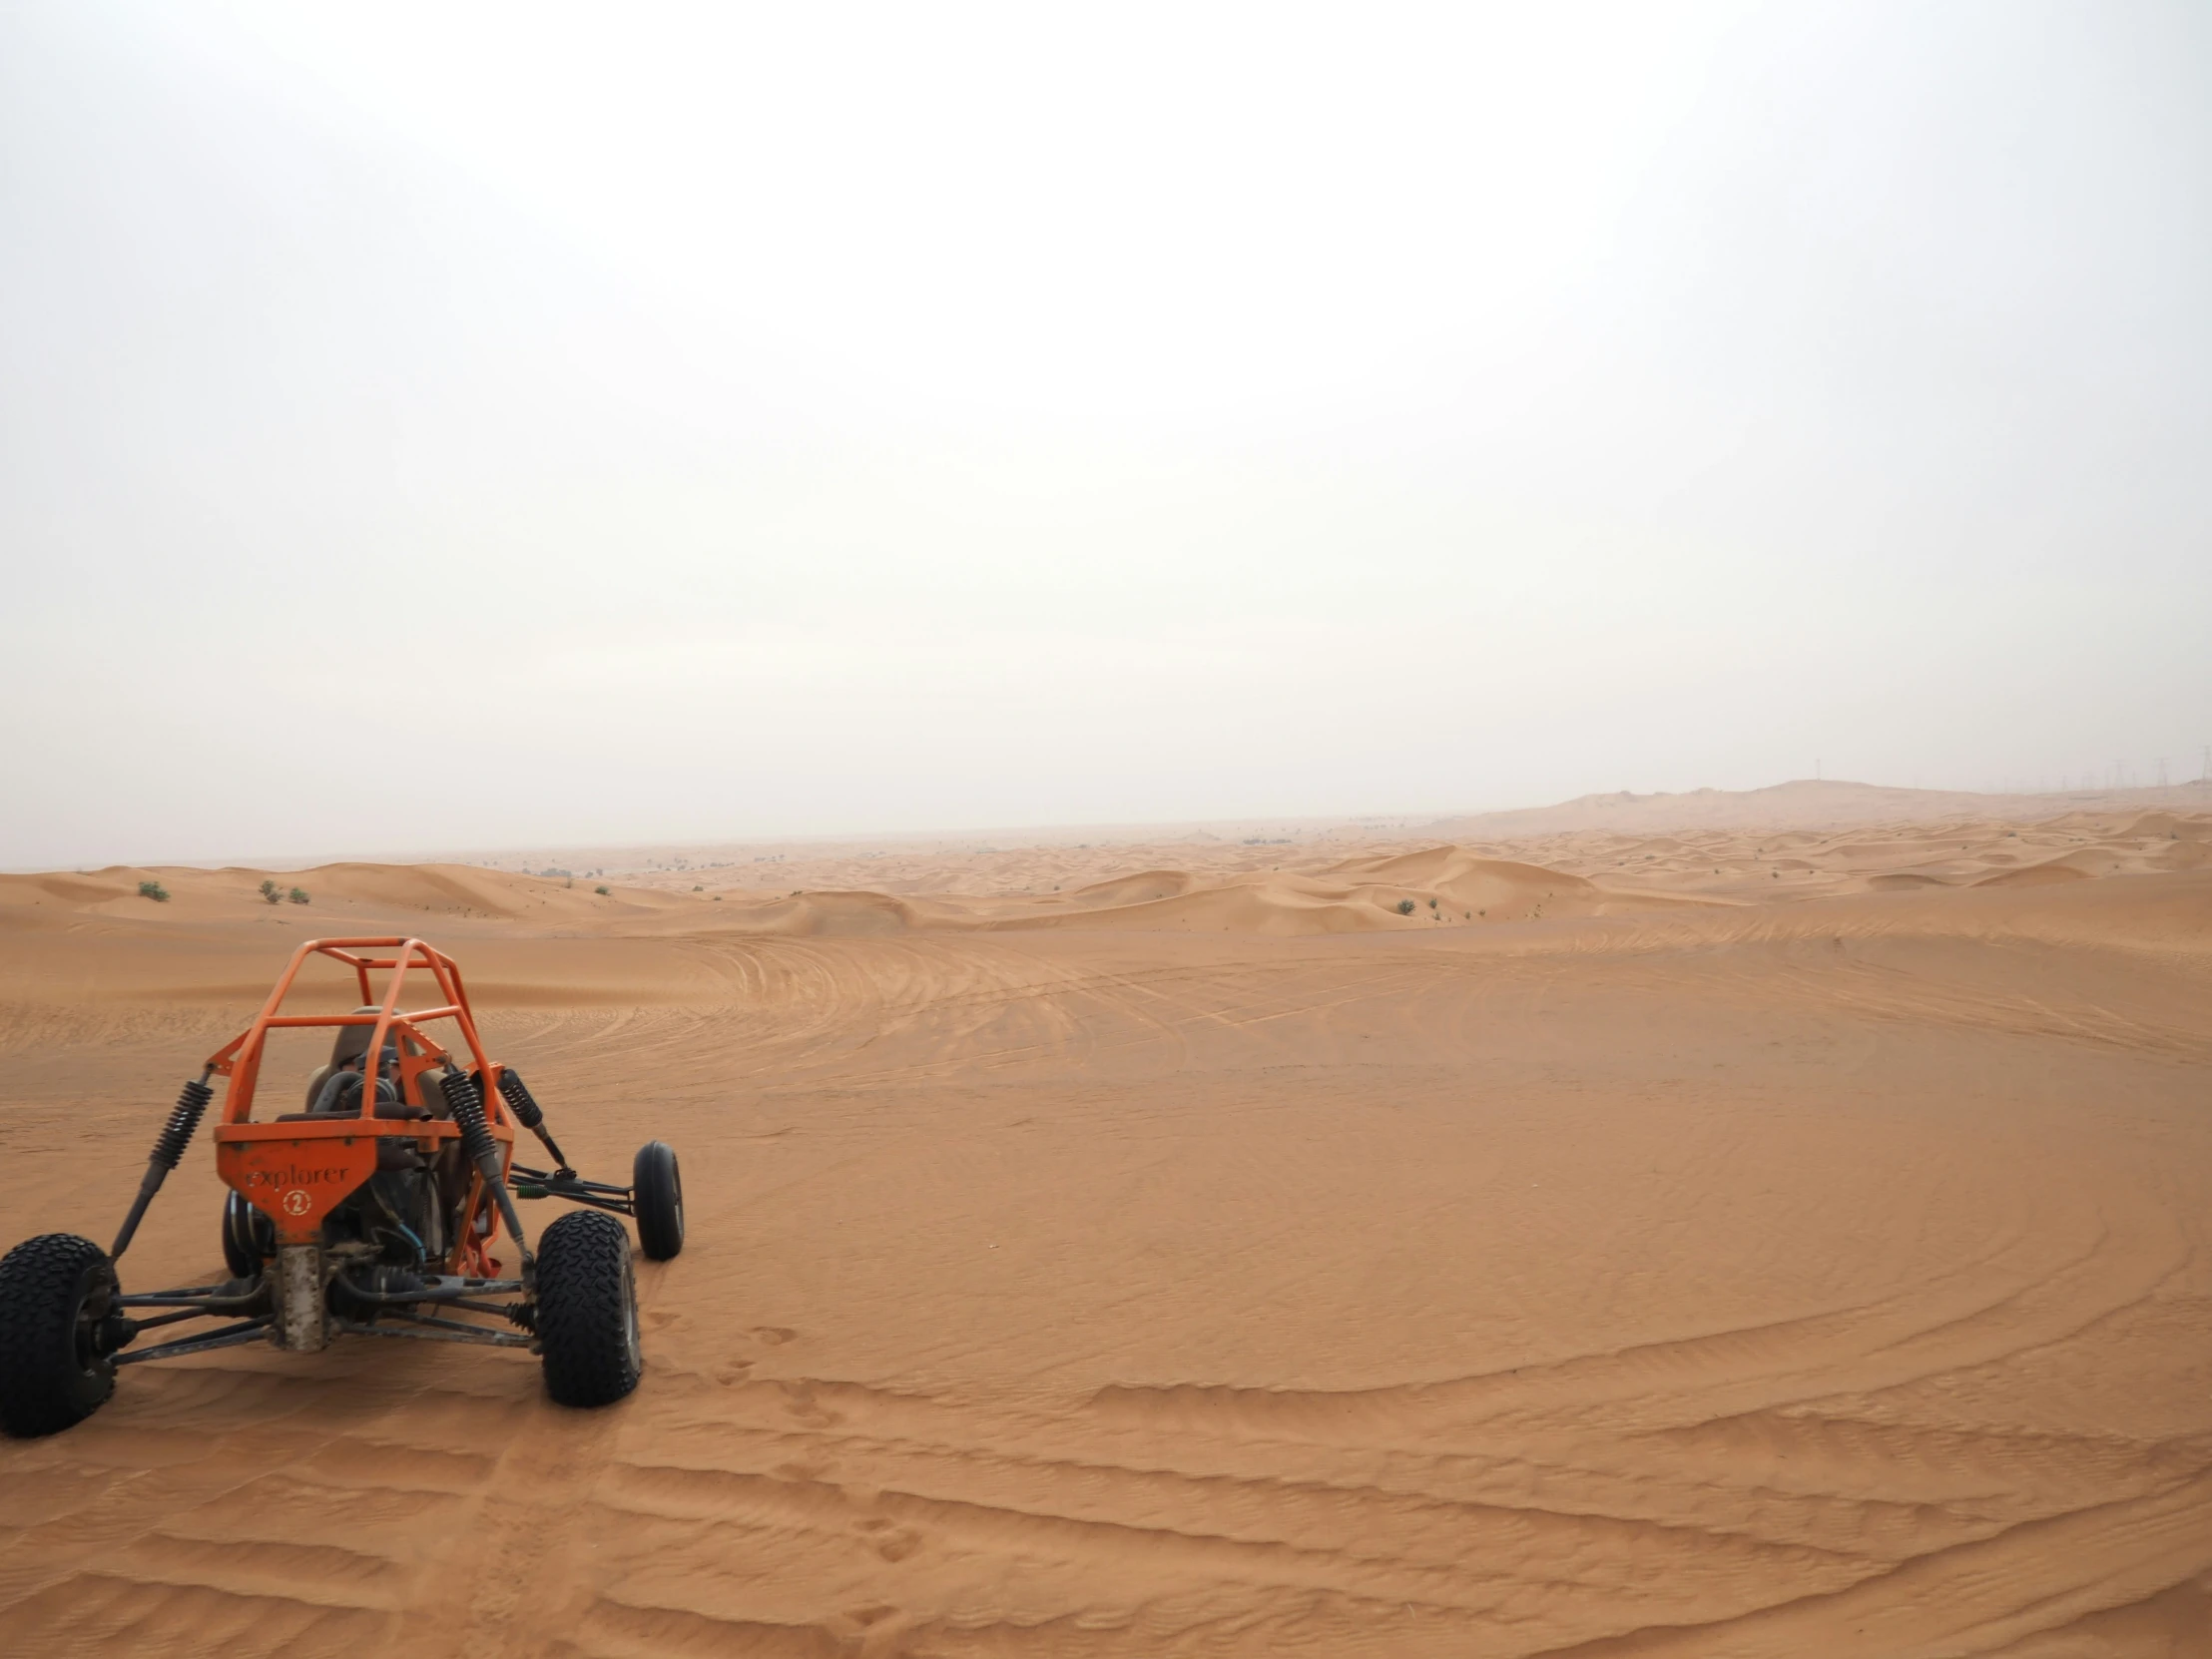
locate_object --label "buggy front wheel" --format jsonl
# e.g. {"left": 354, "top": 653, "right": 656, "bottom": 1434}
{"left": 0, "top": 1234, "right": 121, "bottom": 1437}
{"left": 535, "top": 1210, "right": 642, "bottom": 1407}
{"left": 632, "top": 1140, "right": 684, "bottom": 1261}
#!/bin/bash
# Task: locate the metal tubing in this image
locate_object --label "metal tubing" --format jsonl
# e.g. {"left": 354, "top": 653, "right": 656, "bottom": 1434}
{"left": 332, "top": 1319, "right": 534, "bottom": 1350}
{"left": 115, "top": 1320, "right": 274, "bottom": 1366}
{"left": 556, "top": 1195, "right": 634, "bottom": 1217}
{"left": 387, "top": 1311, "right": 524, "bottom": 1337}
{"left": 123, "top": 1307, "right": 225, "bottom": 1333}
{"left": 117, "top": 1286, "right": 266, "bottom": 1311}
{"left": 258, "top": 1008, "right": 461, "bottom": 1027}
{"left": 415, "top": 1276, "right": 524, "bottom": 1294}
{"left": 334, "top": 1278, "right": 522, "bottom": 1305}
{"left": 117, "top": 1286, "right": 233, "bottom": 1303}
{"left": 511, "top": 1166, "right": 631, "bottom": 1196}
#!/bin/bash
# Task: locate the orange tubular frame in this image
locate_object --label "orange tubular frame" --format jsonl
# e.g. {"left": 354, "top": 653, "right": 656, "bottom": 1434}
{"left": 203, "top": 938, "right": 516, "bottom": 1270}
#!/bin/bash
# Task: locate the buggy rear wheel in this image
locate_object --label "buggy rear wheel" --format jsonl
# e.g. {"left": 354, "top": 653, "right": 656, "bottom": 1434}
{"left": 0, "top": 1234, "right": 120, "bottom": 1438}
{"left": 632, "top": 1140, "right": 684, "bottom": 1261}
{"left": 222, "top": 1191, "right": 274, "bottom": 1281}
{"left": 535, "top": 1210, "right": 642, "bottom": 1407}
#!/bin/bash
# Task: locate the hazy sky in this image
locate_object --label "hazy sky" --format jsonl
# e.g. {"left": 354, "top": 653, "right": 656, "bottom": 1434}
{"left": 4, "top": 2, "right": 2208, "bottom": 867}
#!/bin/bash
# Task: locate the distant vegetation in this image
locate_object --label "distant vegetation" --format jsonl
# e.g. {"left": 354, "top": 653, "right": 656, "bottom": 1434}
{"left": 259, "top": 878, "right": 281, "bottom": 904}
{"left": 1395, "top": 898, "right": 1415, "bottom": 914}
{"left": 138, "top": 880, "right": 169, "bottom": 902}
{"left": 288, "top": 887, "right": 309, "bottom": 904}
{"left": 594, "top": 885, "right": 610, "bottom": 895}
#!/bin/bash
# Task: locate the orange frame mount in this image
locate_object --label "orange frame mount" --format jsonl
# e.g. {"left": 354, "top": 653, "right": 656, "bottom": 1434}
{"left": 204, "top": 938, "right": 516, "bottom": 1272}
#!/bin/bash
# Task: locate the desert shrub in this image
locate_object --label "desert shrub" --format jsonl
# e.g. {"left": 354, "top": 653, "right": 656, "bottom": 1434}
{"left": 1426, "top": 896, "right": 1437, "bottom": 908}
{"left": 259, "top": 878, "right": 280, "bottom": 904}
{"left": 1394, "top": 898, "right": 1415, "bottom": 914}
{"left": 595, "top": 885, "right": 610, "bottom": 895}
{"left": 138, "top": 880, "right": 170, "bottom": 902}
{"left": 288, "top": 887, "right": 309, "bottom": 904}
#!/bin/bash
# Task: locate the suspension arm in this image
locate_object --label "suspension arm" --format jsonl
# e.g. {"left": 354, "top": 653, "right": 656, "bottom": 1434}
{"left": 115, "top": 1319, "right": 274, "bottom": 1365}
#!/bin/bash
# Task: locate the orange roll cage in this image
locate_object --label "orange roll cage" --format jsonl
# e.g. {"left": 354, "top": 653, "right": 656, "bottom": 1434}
{"left": 202, "top": 938, "right": 516, "bottom": 1269}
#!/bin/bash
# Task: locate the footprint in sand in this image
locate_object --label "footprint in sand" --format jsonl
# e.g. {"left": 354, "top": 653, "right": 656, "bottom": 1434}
{"left": 871, "top": 1526, "right": 923, "bottom": 1563}
{"left": 781, "top": 1380, "right": 840, "bottom": 1425}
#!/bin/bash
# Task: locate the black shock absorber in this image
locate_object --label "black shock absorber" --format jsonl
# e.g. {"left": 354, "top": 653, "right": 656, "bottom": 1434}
{"left": 442, "top": 1066, "right": 495, "bottom": 1161}
{"left": 495, "top": 1067, "right": 573, "bottom": 1176}
{"left": 111, "top": 1073, "right": 215, "bottom": 1261}
{"left": 440, "top": 1069, "right": 534, "bottom": 1276}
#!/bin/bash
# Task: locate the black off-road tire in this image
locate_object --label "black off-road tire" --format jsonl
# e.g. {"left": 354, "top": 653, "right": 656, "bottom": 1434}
{"left": 535, "top": 1210, "right": 642, "bottom": 1408}
{"left": 222, "top": 1191, "right": 274, "bottom": 1280}
{"left": 0, "top": 1234, "right": 120, "bottom": 1438}
{"left": 632, "top": 1140, "right": 684, "bottom": 1262}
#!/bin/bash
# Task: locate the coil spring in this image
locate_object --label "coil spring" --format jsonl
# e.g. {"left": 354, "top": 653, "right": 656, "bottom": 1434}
{"left": 439, "top": 1070, "right": 496, "bottom": 1163}
{"left": 496, "top": 1068, "right": 545, "bottom": 1130}
{"left": 504, "top": 1300, "right": 537, "bottom": 1333}
{"left": 152, "top": 1078, "right": 214, "bottom": 1170}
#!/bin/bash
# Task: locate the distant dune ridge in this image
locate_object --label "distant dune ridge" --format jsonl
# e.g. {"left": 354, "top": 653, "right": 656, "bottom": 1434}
{"left": 1425, "top": 775, "right": 2212, "bottom": 838}
{"left": 0, "top": 851, "right": 1676, "bottom": 939}
{"left": 57, "top": 775, "right": 2204, "bottom": 899}
{"left": 0, "top": 861, "right": 693, "bottom": 930}
{"left": 5, "top": 799, "right": 2205, "bottom": 941}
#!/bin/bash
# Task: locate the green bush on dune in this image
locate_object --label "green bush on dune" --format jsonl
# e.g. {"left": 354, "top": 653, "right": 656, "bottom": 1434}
{"left": 259, "top": 878, "right": 280, "bottom": 904}
{"left": 138, "top": 880, "right": 169, "bottom": 902}
{"left": 288, "top": 887, "right": 309, "bottom": 904}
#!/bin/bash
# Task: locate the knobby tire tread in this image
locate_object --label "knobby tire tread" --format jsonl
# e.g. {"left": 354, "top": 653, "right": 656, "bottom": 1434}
{"left": 633, "top": 1141, "right": 684, "bottom": 1261}
{"left": 0, "top": 1233, "right": 117, "bottom": 1437}
{"left": 535, "top": 1210, "right": 640, "bottom": 1407}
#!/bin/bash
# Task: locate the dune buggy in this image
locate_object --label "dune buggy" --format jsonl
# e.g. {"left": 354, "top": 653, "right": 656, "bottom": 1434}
{"left": 0, "top": 936, "right": 685, "bottom": 1437}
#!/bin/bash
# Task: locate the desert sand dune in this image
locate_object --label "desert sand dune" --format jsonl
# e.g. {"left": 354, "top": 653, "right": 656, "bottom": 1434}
{"left": 2, "top": 824, "right": 2209, "bottom": 1656}
{"left": 1424, "top": 777, "right": 2212, "bottom": 839}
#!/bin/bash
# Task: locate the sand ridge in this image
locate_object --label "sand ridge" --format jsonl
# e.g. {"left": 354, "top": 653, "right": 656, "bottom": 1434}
{"left": 477, "top": 808, "right": 2212, "bottom": 933}
{"left": 1, "top": 820, "right": 2209, "bottom": 1655}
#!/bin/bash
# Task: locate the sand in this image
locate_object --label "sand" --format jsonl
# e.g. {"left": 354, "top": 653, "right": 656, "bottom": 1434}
{"left": 2, "top": 813, "right": 2210, "bottom": 1656}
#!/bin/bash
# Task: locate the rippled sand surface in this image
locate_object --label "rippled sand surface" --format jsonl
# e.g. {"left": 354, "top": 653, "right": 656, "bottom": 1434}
{"left": 2, "top": 832, "right": 2209, "bottom": 1657}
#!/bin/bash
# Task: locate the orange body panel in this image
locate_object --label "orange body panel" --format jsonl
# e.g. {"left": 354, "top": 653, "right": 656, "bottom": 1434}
{"left": 216, "top": 1126, "right": 386, "bottom": 1242}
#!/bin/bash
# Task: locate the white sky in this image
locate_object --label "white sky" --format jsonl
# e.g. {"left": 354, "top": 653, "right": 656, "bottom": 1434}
{"left": 3, "top": 1, "right": 2208, "bottom": 866}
